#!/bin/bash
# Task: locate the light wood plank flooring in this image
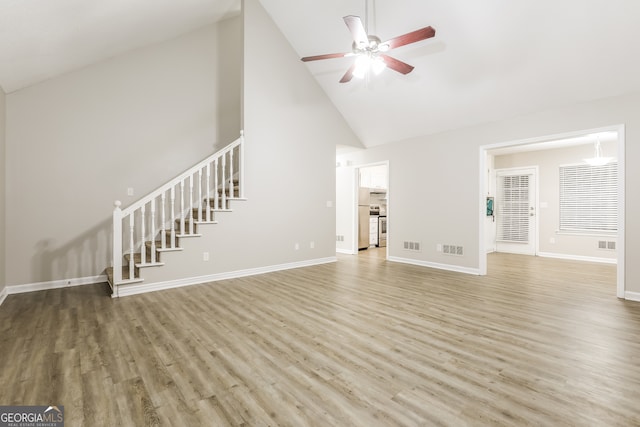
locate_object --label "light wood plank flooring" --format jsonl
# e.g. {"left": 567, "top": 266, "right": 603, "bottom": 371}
{"left": 1, "top": 252, "right": 639, "bottom": 426}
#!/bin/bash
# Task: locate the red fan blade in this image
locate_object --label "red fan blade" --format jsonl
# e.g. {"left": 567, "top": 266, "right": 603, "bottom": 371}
{"left": 343, "top": 15, "right": 368, "bottom": 46}
{"left": 382, "top": 26, "right": 435, "bottom": 50}
{"left": 339, "top": 63, "right": 357, "bottom": 83}
{"left": 301, "top": 52, "right": 350, "bottom": 62}
{"left": 380, "top": 54, "right": 414, "bottom": 75}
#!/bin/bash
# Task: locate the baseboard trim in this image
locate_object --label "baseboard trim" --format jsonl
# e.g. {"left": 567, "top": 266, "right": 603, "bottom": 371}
{"left": 116, "top": 257, "right": 338, "bottom": 298}
{"left": 336, "top": 248, "right": 355, "bottom": 255}
{"left": 388, "top": 256, "right": 480, "bottom": 276}
{"left": 5, "top": 275, "right": 107, "bottom": 296}
{"left": 624, "top": 291, "right": 640, "bottom": 302}
{"left": 0, "top": 287, "right": 7, "bottom": 307}
{"left": 537, "top": 251, "right": 617, "bottom": 265}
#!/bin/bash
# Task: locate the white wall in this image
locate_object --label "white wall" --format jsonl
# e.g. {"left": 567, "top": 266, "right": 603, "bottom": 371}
{"left": 5, "top": 20, "right": 242, "bottom": 286}
{"left": 337, "top": 92, "right": 640, "bottom": 294}
{"left": 494, "top": 142, "right": 618, "bottom": 261}
{"left": 0, "top": 85, "right": 6, "bottom": 294}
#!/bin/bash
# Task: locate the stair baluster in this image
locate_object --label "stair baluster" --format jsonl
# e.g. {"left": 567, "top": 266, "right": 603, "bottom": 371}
{"left": 140, "top": 205, "right": 146, "bottom": 264}
{"left": 222, "top": 154, "right": 227, "bottom": 209}
{"left": 198, "top": 169, "right": 203, "bottom": 222}
{"left": 150, "top": 200, "right": 156, "bottom": 263}
{"left": 229, "top": 148, "right": 235, "bottom": 198}
{"left": 170, "top": 187, "right": 176, "bottom": 249}
{"left": 160, "top": 193, "right": 166, "bottom": 250}
{"left": 189, "top": 175, "right": 194, "bottom": 235}
{"left": 214, "top": 158, "right": 219, "bottom": 210}
{"left": 129, "top": 215, "right": 135, "bottom": 280}
{"left": 206, "top": 163, "right": 211, "bottom": 222}
{"left": 180, "top": 180, "right": 186, "bottom": 235}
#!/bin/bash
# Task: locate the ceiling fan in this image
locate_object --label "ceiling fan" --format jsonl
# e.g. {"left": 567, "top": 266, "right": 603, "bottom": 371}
{"left": 301, "top": 14, "right": 435, "bottom": 83}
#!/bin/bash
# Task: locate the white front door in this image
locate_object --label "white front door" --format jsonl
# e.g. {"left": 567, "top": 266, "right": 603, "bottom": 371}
{"left": 495, "top": 168, "right": 537, "bottom": 255}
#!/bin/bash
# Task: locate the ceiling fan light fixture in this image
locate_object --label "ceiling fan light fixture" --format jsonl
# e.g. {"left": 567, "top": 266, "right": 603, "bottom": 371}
{"left": 353, "top": 55, "right": 371, "bottom": 78}
{"left": 371, "top": 56, "right": 386, "bottom": 75}
{"left": 353, "top": 54, "right": 386, "bottom": 78}
{"left": 584, "top": 139, "right": 614, "bottom": 166}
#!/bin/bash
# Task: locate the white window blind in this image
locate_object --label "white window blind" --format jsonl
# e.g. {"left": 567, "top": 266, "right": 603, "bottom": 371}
{"left": 497, "top": 175, "right": 530, "bottom": 243}
{"left": 559, "top": 162, "right": 618, "bottom": 232}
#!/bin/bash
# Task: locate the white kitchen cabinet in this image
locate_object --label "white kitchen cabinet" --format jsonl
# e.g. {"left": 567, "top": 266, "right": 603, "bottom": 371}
{"left": 370, "top": 171, "right": 387, "bottom": 189}
{"left": 359, "top": 165, "right": 387, "bottom": 190}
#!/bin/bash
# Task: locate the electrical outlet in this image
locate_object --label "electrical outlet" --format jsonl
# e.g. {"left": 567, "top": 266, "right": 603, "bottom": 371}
{"left": 203, "top": 252, "right": 209, "bottom": 261}
{"left": 294, "top": 243, "right": 299, "bottom": 250}
{"left": 127, "top": 187, "right": 134, "bottom": 196}
{"left": 310, "top": 241, "right": 315, "bottom": 249}
{"left": 436, "top": 243, "right": 442, "bottom": 252}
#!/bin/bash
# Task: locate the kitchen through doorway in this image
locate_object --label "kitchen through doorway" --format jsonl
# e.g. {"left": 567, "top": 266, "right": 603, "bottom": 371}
{"left": 357, "top": 164, "right": 388, "bottom": 258}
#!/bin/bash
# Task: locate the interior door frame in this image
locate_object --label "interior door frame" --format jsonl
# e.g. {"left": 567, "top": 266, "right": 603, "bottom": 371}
{"left": 478, "top": 124, "right": 626, "bottom": 299}
{"left": 494, "top": 166, "right": 539, "bottom": 256}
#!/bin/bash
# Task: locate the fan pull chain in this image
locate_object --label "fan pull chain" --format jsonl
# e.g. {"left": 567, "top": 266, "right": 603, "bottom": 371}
{"left": 364, "top": 0, "right": 369, "bottom": 34}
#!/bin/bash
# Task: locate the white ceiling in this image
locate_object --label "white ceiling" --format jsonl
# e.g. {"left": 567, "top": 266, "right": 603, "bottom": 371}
{"left": 1, "top": 0, "right": 639, "bottom": 149}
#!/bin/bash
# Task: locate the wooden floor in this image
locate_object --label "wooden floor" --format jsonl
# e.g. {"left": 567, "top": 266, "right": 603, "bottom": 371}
{"left": 1, "top": 252, "right": 639, "bottom": 426}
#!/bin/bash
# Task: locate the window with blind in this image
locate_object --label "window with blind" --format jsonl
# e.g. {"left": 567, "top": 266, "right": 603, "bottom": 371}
{"left": 559, "top": 162, "right": 618, "bottom": 233}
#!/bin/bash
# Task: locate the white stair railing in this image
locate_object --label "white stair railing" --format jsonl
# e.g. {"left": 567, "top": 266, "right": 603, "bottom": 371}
{"left": 111, "top": 131, "right": 244, "bottom": 286}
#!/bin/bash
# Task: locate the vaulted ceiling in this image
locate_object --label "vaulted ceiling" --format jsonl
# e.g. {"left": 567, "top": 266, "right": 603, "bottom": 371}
{"left": 0, "top": 0, "right": 240, "bottom": 93}
{"left": 2, "top": 0, "right": 640, "bottom": 148}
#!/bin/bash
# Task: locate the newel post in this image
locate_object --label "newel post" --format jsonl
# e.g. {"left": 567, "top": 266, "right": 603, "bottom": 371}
{"left": 112, "top": 201, "right": 123, "bottom": 287}
{"left": 239, "top": 130, "right": 245, "bottom": 199}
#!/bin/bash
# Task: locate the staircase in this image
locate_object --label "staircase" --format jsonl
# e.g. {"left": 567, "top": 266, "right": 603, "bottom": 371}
{"left": 106, "top": 132, "right": 245, "bottom": 297}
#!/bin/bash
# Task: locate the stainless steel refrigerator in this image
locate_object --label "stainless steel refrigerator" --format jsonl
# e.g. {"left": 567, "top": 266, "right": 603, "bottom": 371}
{"left": 358, "top": 187, "right": 370, "bottom": 250}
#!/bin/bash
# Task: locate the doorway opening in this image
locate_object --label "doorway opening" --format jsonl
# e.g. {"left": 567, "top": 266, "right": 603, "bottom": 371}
{"left": 479, "top": 125, "right": 625, "bottom": 298}
{"left": 357, "top": 164, "right": 388, "bottom": 259}
{"left": 336, "top": 161, "right": 389, "bottom": 259}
